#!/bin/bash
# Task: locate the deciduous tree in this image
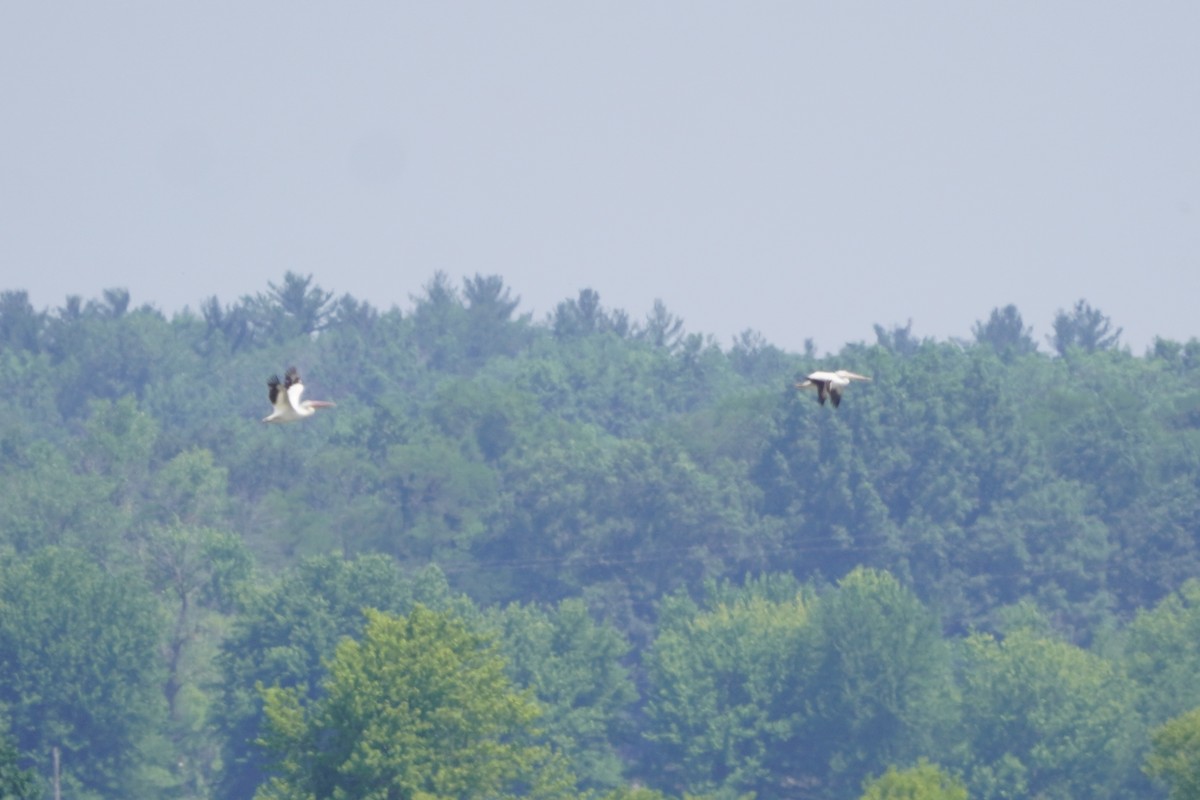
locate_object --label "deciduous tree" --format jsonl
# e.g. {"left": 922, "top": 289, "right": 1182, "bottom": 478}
{"left": 859, "top": 760, "right": 967, "bottom": 800}
{"left": 804, "top": 569, "right": 954, "bottom": 799}
{"left": 1145, "top": 707, "right": 1200, "bottom": 800}
{"left": 959, "top": 629, "right": 1142, "bottom": 799}
{"left": 643, "top": 583, "right": 813, "bottom": 798}
{"left": 0, "top": 548, "right": 167, "bottom": 797}
{"left": 213, "top": 557, "right": 467, "bottom": 800}
{"left": 491, "top": 598, "right": 636, "bottom": 791}
{"left": 256, "top": 606, "right": 576, "bottom": 800}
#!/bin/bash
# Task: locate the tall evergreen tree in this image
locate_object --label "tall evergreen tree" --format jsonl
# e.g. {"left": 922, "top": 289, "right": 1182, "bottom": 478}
{"left": 1048, "top": 299, "right": 1122, "bottom": 355}
{"left": 972, "top": 304, "right": 1037, "bottom": 359}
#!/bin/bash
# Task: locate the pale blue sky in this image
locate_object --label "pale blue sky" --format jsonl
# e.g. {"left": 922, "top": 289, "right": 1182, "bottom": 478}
{"left": 2, "top": 3, "right": 1197, "bottom": 354}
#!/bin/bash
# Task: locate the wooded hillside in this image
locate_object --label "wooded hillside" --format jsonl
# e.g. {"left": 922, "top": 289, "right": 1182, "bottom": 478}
{"left": 1, "top": 273, "right": 1199, "bottom": 799}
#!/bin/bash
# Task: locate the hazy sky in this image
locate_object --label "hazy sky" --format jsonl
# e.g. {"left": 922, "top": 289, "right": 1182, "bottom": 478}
{"left": 2, "top": 4, "right": 1197, "bottom": 354}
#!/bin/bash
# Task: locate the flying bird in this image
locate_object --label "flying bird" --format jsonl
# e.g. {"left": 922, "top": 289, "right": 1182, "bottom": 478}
{"left": 795, "top": 370, "right": 871, "bottom": 408}
{"left": 263, "top": 367, "right": 336, "bottom": 423}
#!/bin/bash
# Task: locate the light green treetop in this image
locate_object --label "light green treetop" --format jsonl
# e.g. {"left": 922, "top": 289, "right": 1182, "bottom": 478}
{"left": 860, "top": 760, "right": 968, "bottom": 800}
{"left": 255, "top": 605, "right": 576, "bottom": 800}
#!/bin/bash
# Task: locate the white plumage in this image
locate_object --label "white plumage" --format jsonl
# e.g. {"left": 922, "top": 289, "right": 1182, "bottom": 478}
{"left": 795, "top": 370, "right": 871, "bottom": 408}
{"left": 262, "top": 367, "right": 336, "bottom": 423}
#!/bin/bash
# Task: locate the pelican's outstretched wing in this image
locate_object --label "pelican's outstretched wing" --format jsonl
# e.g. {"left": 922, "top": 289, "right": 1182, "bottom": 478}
{"left": 796, "top": 369, "right": 868, "bottom": 408}
{"left": 267, "top": 374, "right": 290, "bottom": 411}
{"left": 795, "top": 374, "right": 830, "bottom": 404}
{"left": 283, "top": 367, "right": 306, "bottom": 412}
{"left": 264, "top": 373, "right": 296, "bottom": 422}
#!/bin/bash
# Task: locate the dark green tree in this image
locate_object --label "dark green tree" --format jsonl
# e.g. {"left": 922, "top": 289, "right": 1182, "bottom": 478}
{"left": 552, "top": 289, "right": 631, "bottom": 339}
{"left": 198, "top": 296, "right": 254, "bottom": 354}
{"left": 255, "top": 272, "right": 335, "bottom": 339}
{"left": 873, "top": 320, "right": 923, "bottom": 356}
{"left": 0, "top": 548, "right": 167, "bottom": 798}
{"left": 802, "top": 568, "right": 954, "bottom": 799}
{"left": 491, "top": 599, "right": 637, "bottom": 791}
{"left": 328, "top": 292, "right": 380, "bottom": 335}
{"left": 728, "top": 329, "right": 794, "bottom": 383}
{"left": 1048, "top": 298, "right": 1122, "bottom": 355}
{"left": 480, "top": 430, "right": 763, "bottom": 630}
{"left": 96, "top": 287, "right": 131, "bottom": 318}
{"left": 1124, "top": 580, "right": 1200, "bottom": 729}
{"left": 972, "top": 304, "right": 1037, "bottom": 359}
{"left": 410, "top": 270, "right": 468, "bottom": 371}
{"left": 0, "top": 438, "right": 125, "bottom": 558}
{"left": 0, "top": 728, "right": 39, "bottom": 800}
{"left": 643, "top": 585, "right": 813, "bottom": 798}
{"left": 139, "top": 447, "right": 231, "bottom": 530}
{"left": 462, "top": 273, "right": 531, "bottom": 364}
{"left": 965, "top": 478, "right": 1112, "bottom": 638}
{"left": 638, "top": 300, "right": 685, "bottom": 351}
{"left": 44, "top": 304, "right": 184, "bottom": 418}
{"left": 0, "top": 290, "right": 44, "bottom": 352}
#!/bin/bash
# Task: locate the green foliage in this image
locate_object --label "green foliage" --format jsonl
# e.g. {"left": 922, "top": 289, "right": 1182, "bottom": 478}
{"left": 594, "top": 788, "right": 673, "bottom": 800}
{"left": 972, "top": 304, "right": 1037, "bottom": 360}
{"left": 0, "top": 290, "right": 45, "bottom": 353}
{"left": 645, "top": 570, "right": 953, "bottom": 800}
{"left": 1049, "top": 298, "right": 1123, "bottom": 355}
{"left": 254, "top": 272, "right": 336, "bottom": 340}
{"left": 0, "top": 727, "right": 39, "bottom": 800}
{"left": 141, "top": 448, "right": 231, "bottom": 529}
{"left": 6, "top": 278, "right": 1200, "bottom": 798}
{"left": 644, "top": 583, "right": 812, "bottom": 798}
{"left": 0, "top": 548, "right": 167, "bottom": 797}
{"left": 480, "top": 426, "right": 765, "bottom": 629}
{"left": 410, "top": 271, "right": 470, "bottom": 371}
{"left": 958, "top": 629, "right": 1142, "bottom": 799}
{"left": 860, "top": 760, "right": 968, "bottom": 800}
{"left": 490, "top": 599, "right": 637, "bottom": 791}
{"left": 553, "top": 288, "right": 631, "bottom": 340}
{"left": 0, "top": 438, "right": 124, "bottom": 557}
{"left": 874, "top": 319, "right": 925, "bottom": 356}
{"left": 1146, "top": 707, "right": 1200, "bottom": 800}
{"left": 213, "top": 556, "right": 468, "bottom": 800}
{"left": 256, "top": 606, "right": 577, "bottom": 800}
{"left": 805, "top": 568, "right": 955, "bottom": 799}
{"left": 1124, "top": 580, "right": 1200, "bottom": 728}
{"left": 461, "top": 273, "right": 534, "bottom": 365}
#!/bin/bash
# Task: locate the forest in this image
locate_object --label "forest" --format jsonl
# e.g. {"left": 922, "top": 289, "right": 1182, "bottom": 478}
{"left": 1, "top": 272, "right": 1199, "bottom": 800}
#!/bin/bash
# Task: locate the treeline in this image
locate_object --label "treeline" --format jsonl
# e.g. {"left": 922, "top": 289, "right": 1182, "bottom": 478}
{"left": 1, "top": 273, "right": 1199, "bottom": 799}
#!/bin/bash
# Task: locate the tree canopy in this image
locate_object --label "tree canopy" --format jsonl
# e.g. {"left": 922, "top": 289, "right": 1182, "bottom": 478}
{"left": 256, "top": 606, "right": 576, "bottom": 800}
{"left": 1, "top": 275, "right": 1198, "bottom": 799}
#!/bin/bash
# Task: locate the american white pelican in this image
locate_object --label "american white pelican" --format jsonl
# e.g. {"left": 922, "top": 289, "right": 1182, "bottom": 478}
{"left": 795, "top": 370, "right": 871, "bottom": 408}
{"left": 263, "top": 367, "right": 336, "bottom": 423}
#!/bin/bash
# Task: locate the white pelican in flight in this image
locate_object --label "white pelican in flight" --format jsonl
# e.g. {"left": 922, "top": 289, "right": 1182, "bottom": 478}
{"left": 263, "top": 367, "right": 335, "bottom": 423}
{"left": 795, "top": 370, "right": 871, "bottom": 408}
